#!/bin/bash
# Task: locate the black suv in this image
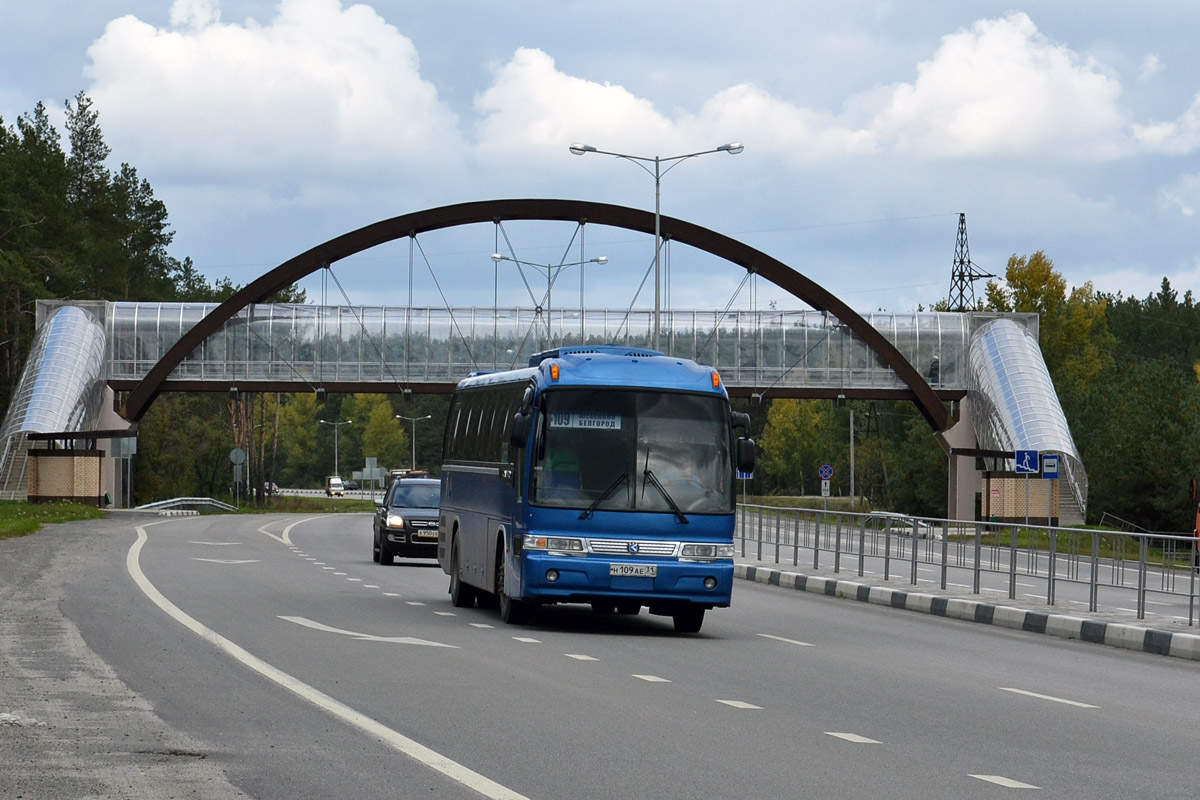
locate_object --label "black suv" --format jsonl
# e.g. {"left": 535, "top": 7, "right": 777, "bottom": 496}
{"left": 373, "top": 478, "right": 441, "bottom": 564}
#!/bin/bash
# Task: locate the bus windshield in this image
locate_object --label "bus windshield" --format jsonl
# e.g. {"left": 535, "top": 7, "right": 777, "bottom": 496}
{"left": 532, "top": 389, "right": 733, "bottom": 515}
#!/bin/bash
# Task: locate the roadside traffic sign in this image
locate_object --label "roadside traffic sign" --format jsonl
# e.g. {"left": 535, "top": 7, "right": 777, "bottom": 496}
{"left": 821, "top": 479, "right": 830, "bottom": 498}
{"left": 1015, "top": 450, "right": 1039, "bottom": 474}
{"left": 818, "top": 464, "right": 834, "bottom": 480}
{"left": 1041, "top": 454, "right": 1059, "bottom": 479}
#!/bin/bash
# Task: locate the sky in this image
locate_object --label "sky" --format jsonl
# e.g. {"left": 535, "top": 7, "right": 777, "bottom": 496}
{"left": 3, "top": 0, "right": 1199, "bottom": 315}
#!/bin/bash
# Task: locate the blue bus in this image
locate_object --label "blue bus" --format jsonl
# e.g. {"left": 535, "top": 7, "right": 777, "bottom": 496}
{"left": 437, "top": 345, "right": 755, "bottom": 633}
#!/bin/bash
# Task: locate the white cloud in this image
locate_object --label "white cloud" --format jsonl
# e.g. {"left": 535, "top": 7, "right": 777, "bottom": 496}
{"left": 869, "top": 12, "right": 1126, "bottom": 159}
{"left": 84, "top": 0, "right": 462, "bottom": 187}
{"left": 1159, "top": 171, "right": 1200, "bottom": 216}
{"left": 1133, "top": 93, "right": 1200, "bottom": 154}
{"left": 1137, "top": 54, "right": 1162, "bottom": 83}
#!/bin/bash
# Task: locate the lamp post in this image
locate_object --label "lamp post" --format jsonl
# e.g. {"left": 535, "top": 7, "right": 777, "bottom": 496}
{"left": 395, "top": 414, "right": 432, "bottom": 470}
{"left": 490, "top": 253, "right": 608, "bottom": 341}
{"left": 319, "top": 418, "right": 352, "bottom": 476}
{"left": 569, "top": 141, "right": 743, "bottom": 350}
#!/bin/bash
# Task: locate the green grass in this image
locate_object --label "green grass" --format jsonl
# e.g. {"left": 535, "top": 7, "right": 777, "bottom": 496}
{"left": 0, "top": 500, "right": 105, "bottom": 539}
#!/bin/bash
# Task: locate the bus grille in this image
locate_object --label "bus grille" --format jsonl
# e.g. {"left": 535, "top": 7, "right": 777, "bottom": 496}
{"left": 588, "top": 540, "right": 679, "bottom": 557}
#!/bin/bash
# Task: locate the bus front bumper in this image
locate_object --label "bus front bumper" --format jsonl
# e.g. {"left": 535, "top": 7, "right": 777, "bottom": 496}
{"left": 518, "top": 553, "right": 733, "bottom": 607}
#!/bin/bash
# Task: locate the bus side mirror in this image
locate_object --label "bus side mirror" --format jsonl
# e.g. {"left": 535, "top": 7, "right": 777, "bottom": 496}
{"left": 731, "top": 411, "right": 751, "bottom": 433}
{"left": 736, "top": 438, "right": 756, "bottom": 473}
{"left": 510, "top": 411, "right": 531, "bottom": 448}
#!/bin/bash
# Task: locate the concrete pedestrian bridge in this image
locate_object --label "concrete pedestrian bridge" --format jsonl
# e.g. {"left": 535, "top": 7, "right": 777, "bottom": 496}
{"left": 0, "top": 199, "right": 1085, "bottom": 522}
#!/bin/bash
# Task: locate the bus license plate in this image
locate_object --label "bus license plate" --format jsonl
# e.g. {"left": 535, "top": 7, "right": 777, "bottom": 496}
{"left": 610, "top": 563, "right": 656, "bottom": 578}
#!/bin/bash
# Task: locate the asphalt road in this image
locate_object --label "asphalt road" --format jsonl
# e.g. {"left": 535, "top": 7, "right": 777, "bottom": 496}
{"left": 4, "top": 512, "right": 1200, "bottom": 799}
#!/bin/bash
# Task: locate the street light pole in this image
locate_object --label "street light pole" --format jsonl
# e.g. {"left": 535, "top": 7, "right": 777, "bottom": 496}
{"left": 490, "top": 253, "right": 608, "bottom": 341}
{"left": 569, "top": 141, "right": 744, "bottom": 350}
{"left": 395, "top": 414, "right": 432, "bottom": 470}
{"left": 319, "top": 418, "right": 352, "bottom": 476}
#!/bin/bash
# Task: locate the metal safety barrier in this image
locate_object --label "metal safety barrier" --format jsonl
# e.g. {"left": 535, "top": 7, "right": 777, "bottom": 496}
{"left": 736, "top": 504, "right": 1199, "bottom": 626}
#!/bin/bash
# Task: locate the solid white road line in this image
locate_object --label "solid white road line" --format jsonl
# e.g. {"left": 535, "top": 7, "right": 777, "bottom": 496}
{"left": 128, "top": 523, "right": 530, "bottom": 800}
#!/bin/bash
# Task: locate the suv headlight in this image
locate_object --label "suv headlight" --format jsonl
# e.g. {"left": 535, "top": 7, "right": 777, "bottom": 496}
{"left": 523, "top": 535, "right": 585, "bottom": 555}
{"left": 680, "top": 543, "right": 734, "bottom": 562}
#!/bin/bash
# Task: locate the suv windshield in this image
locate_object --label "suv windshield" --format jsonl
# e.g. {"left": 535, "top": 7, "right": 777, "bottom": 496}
{"left": 390, "top": 483, "right": 440, "bottom": 509}
{"left": 532, "top": 389, "right": 733, "bottom": 515}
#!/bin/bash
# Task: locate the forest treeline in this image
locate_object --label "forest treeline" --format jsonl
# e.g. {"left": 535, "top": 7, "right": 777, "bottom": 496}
{"left": 2, "top": 95, "right": 1198, "bottom": 529}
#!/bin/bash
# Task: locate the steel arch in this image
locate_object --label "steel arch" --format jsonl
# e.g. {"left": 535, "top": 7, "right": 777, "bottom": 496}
{"left": 120, "top": 198, "right": 950, "bottom": 432}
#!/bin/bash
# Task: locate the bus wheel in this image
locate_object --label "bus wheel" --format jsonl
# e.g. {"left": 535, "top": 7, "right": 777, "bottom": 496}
{"left": 672, "top": 608, "right": 705, "bottom": 633}
{"left": 496, "top": 552, "right": 527, "bottom": 624}
{"left": 615, "top": 602, "right": 641, "bottom": 615}
{"left": 449, "top": 538, "right": 476, "bottom": 608}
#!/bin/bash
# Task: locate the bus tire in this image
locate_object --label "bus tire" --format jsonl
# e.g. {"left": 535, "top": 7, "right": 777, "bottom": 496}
{"left": 672, "top": 607, "right": 705, "bottom": 633}
{"left": 449, "top": 537, "right": 477, "bottom": 608}
{"left": 496, "top": 550, "right": 528, "bottom": 624}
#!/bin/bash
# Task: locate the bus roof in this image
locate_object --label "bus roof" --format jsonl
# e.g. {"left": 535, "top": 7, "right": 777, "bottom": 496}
{"left": 454, "top": 345, "right": 727, "bottom": 396}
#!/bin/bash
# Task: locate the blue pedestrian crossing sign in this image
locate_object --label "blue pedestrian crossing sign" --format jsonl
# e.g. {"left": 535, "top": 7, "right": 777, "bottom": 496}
{"left": 1015, "top": 450, "right": 1039, "bottom": 474}
{"left": 1041, "top": 454, "right": 1059, "bottom": 479}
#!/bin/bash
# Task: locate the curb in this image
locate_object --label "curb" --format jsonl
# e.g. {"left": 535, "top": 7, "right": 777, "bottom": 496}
{"left": 735, "top": 563, "right": 1200, "bottom": 662}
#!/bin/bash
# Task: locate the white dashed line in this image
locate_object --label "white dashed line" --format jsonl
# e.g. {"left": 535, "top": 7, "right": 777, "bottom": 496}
{"left": 470, "top": 623, "right": 495, "bottom": 629}
{"left": 825, "top": 732, "right": 880, "bottom": 744}
{"left": 565, "top": 654, "right": 598, "bottom": 661}
{"left": 999, "top": 687, "right": 1099, "bottom": 708}
{"left": 407, "top": 601, "right": 426, "bottom": 606}
{"left": 383, "top": 592, "right": 401, "bottom": 597}
{"left": 347, "top": 578, "right": 362, "bottom": 582}
{"left": 513, "top": 637, "right": 541, "bottom": 643}
{"left": 633, "top": 675, "right": 671, "bottom": 682}
{"left": 716, "top": 700, "right": 761, "bottom": 709}
{"left": 436, "top": 611, "right": 457, "bottom": 617}
{"left": 758, "top": 633, "right": 815, "bottom": 647}
{"left": 970, "top": 774, "right": 1038, "bottom": 789}
{"left": 364, "top": 585, "right": 380, "bottom": 589}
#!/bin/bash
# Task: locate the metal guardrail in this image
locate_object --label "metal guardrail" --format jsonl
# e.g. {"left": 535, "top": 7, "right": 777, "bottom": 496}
{"left": 135, "top": 497, "right": 238, "bottom": 513}
{"left": 736, "top": 504, "right": 1200, "bottom": 626}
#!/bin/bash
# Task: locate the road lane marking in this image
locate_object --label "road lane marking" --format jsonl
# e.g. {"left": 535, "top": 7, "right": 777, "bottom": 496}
{"left": 716, "top": 700, "right": 762, "bottom": 709}
{"left": 279, "top": 616, "right": 457, "bottom": 648}
{"left": 633, "top": 675, "right": 671, "bottom": 682}
{"left": 512, "top": 637, "right": 541, "bottom": 643}
{"left": 191, "top": 558, "right": 260, "bottom": 564}
{"left": 565, "top": 654, "right": 598, "bottom": 661}
{"left": 191, "top": 541, "right": 241, "bottom": 546}
{"left": 970, "top": 775, "right": 1038, "bottom": 788}
{"left": 128, "top": 526, "right": 528, "bottom": 800}
{"left": 383, "top": 592, "right": 400, "bottom": 597}
{"left": 999, "top": 687, "right": 1099, "bottom": 708}
{"left": 757, "top": 633, "right": 815, "bottom": 647}
{"left": 347, "top": 578, "right": 362, "bottom": 582}
{"left": 364, "top": 585, "right": 380, "bottom": 589}
{"left": 407, "top": 602, "right": 426, "bottom": 606}
{"left": 469, "top": 623, "right": 494, "bottom": 629}
{"left": 436, "top": 611, "right": 456, "bottom": 616}
{"left": 825, "top": 732, "right": 880, "bottom": 743}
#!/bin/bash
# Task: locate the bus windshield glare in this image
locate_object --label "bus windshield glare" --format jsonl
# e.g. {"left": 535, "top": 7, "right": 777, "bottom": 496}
{"left": 532, "top": 389, "right": 733, "bottom": 515}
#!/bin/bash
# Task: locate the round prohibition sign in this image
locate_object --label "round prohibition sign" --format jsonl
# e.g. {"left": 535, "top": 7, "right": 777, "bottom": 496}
{"left": 818, "top": 464, "right": 834, "bottom": 480}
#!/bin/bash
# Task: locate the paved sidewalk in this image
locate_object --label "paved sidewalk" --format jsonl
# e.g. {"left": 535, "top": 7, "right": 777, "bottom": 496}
{"left": 733, "top": 556, "right": 1200, "bottom": 662}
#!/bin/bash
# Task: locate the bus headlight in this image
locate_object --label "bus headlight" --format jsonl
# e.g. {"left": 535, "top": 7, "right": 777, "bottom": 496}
{"left": 680, "top": 543, "right": 734, "bottom": 562}
{"left": 523, "top": 535, "right": 585, "bottom": 555}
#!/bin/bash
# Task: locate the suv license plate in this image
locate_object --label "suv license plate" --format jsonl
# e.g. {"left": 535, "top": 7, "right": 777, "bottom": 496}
{"left": 610, "top": 563, "right": 656, "bottom": 578}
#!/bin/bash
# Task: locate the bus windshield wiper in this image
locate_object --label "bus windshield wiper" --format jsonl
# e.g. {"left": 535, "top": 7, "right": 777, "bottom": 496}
{"left": 642, "top": 469, "right": 689, "bottom": 524}
{"left": 579, "top": 472, "right": 629, "bottom": 520}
